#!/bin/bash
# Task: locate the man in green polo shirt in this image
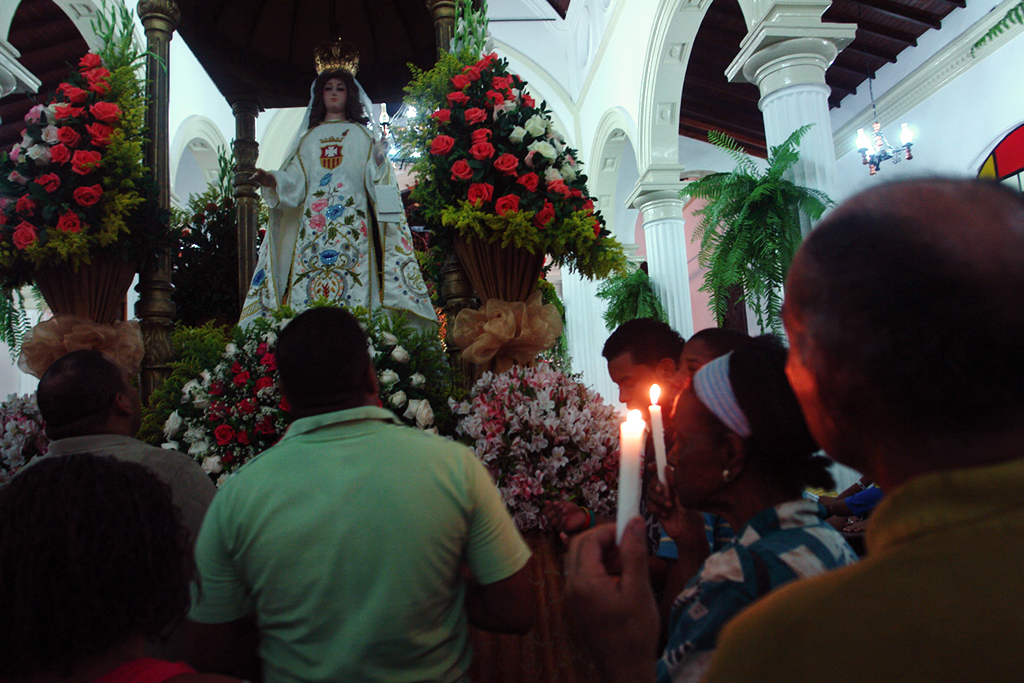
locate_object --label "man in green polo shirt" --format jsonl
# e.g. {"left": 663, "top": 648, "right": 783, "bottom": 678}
{"left": 186, "top": 308, "right": 535, "bottom": 683}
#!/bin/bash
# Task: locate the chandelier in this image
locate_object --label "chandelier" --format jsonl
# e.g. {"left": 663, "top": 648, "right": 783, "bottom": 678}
{"left": 855, "top": 76, "right": 913, "bottom": 175}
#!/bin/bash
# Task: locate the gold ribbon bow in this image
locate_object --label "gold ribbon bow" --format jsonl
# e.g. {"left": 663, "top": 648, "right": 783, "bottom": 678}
{"left": 18, "top": 315, "right": 144, "bottom": 379}
{"left": 452, "top": 290, "right": 563, "bottom": 373}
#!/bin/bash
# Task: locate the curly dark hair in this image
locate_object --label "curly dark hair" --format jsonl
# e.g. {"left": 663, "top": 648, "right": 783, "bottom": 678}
{"left": 0, "top": 454, "right": 193, "bottom": 679}
{"left": 601, "top": 317, "right": 685, "bottom": 368}
{"left": 308, "top": 69, "right": 370, "bottom": 128}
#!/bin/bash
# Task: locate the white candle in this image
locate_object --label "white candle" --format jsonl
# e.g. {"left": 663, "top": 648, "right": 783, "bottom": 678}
{"left": 617, "top": 409, "right": 646, "bottom": 544}
{"left": 649, "top": 384, "right": 668, "bottom": 488}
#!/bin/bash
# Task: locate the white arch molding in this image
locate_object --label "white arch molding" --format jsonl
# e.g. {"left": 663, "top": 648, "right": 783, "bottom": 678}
{"left": 170, "top": 115, "right": 229, "bottom": 207}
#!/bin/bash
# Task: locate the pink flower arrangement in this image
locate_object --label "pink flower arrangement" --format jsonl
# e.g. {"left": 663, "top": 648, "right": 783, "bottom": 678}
{"left": 451, "top": 365, "right": 621, "bottom": 531}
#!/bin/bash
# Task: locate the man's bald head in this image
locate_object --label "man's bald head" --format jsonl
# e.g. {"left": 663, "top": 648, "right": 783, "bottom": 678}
{"left": 784, "top": 178, "right": 1024, "bottom": 456}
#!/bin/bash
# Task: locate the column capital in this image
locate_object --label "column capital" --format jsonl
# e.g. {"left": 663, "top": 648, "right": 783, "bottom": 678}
{"left": 726, "top": 21, "right": 856, "bottom": 97}
{"left": 626, "top": 164, "right": 690, "bottom": 213}
{"left": 138, "top": 0, "right": 180, "bottom": 32}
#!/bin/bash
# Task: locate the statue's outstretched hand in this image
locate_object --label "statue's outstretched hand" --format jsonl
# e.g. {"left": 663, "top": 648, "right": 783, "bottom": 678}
{"left": 250, "top": 169, "right": 276, "bottom": 189}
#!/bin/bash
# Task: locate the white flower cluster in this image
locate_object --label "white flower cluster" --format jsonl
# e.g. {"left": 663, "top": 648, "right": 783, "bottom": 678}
{"left": 452, "top": 365, "right": 620, "bottom": 531}
{"left": 0, "top": 393, "right": 50, "bottom": 485}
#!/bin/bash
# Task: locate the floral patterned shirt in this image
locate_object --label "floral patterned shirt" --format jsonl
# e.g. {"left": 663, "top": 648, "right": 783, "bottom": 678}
{"left": 656, "top": 499, "right": 858, "bottom": 683}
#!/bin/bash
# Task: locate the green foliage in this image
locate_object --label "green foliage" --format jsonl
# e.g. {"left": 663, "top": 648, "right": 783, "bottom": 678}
{"left": 0, "top": 288, "right": 39, "bottom": 355}
{"left": 452, "top": 0, "right": 489, "bottom": 56}
{"left": 687, "top": 125, "right": 832, "bottom": 333}
{"left": 536, "top": 277, "right": 572, "bottom": 373}
{"left": 173, "top": 148, "right": 264, "bottom": 325}
{"left": 973, "top": 1, "right": 1024, "bottom": 54}
{"left": 596, "top": 267, "right": 667, "bottom": 331}
{"left": 138, "top": 321, "right": 233, "bottom": 444}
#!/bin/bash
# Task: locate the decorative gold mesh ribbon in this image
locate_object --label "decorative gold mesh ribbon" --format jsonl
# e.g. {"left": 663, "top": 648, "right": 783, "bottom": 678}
{"left": 452, "top": 291, "right": 563, "bottom": 373}
{"left": 18, "top": 315, "right": 144, "bottom": 379}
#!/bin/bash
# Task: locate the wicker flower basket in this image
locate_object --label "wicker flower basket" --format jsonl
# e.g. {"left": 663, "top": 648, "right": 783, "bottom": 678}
{"left": 453, "top": 233, "right": 545, "bottom": 304}
{"left": 33, "top": 254, "right": 137, "bottom": 325}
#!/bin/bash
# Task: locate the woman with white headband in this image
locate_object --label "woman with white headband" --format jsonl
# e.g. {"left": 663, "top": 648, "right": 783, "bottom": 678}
{"left": 565, "top": 335, "right": 859, "bottom": 683}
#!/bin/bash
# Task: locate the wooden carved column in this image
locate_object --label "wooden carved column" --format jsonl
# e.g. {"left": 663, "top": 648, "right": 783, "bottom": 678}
{"left": 232, "top": 99, "right": 261, "bottom": 315}
{"left": 136, "top": 0, "right": 179, "bottom": 403}
{"left": 425, "top": 0, "right": 457, "bottom": 57}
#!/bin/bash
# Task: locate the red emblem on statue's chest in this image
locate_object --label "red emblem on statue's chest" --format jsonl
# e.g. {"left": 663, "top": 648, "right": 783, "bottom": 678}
{"left": 320, "top": 142, "right": 343, "bottom": 169}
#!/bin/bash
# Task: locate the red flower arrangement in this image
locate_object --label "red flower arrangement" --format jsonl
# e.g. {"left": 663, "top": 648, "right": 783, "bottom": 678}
{"left": 412, "top": 53, "right": 625, "bottom": 279}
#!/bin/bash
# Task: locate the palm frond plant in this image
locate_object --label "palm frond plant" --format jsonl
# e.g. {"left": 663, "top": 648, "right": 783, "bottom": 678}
{"left": 686, "top": 125, "right": 832, "bottom": 333}
{"left": 595, "top": 267, "right": 667, "bottom": 331}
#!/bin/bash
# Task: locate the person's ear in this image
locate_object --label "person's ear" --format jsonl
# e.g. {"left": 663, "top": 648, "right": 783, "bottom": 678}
{"left": 719, "top": 432, "right": 747, "bottom": 484}
{"left": 113, "top": 391, "right": 135, "bottom": 417}
{"left": 655, "top": 357, "right": 677, "bottom": 383}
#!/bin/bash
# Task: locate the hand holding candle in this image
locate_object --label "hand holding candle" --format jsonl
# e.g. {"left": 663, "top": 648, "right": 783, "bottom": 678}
{"left": 617, "top": 409, "right": 646, "bottom": 544}
{"left": 649, "top": 384, "right": 668, "bottom": 488}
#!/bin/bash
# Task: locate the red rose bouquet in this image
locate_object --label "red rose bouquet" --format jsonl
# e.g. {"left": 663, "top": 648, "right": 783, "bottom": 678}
{"left": 410, "top": 53, "right": 625, "bottom": 280}
{"left": 0, "top": 6, "right": 165, "bottom": 291}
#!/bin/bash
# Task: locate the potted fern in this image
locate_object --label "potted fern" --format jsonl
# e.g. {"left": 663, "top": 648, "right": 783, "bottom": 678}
{"left": 685, "top": 124, "right": 831, "bottom": 333}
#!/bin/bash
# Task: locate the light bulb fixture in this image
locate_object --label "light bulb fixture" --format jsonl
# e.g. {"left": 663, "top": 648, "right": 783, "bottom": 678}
{"left": 855, "top": 74, "right": 914, "bottom": 176}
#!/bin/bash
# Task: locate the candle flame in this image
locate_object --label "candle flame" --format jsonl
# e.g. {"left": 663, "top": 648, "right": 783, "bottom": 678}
{"left": 650, "top": 384, "right": 660, "bottom": 405}
{"left": 627, "top": 409, "right": 644, "bottom": 425}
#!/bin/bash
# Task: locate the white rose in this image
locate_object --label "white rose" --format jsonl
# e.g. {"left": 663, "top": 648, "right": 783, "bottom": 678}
{"left": 508, "top": 126, "right": 527, "bottom": 145}
{"left": 379, "top": 369, "right": 400, "bottom": 387}
{"left": 200, "top": 370, "right": 212, "bottom": 385}
{"left": 409, "top": 373, "right": 426, "bottom": 387}
{"left": 189, "top": 440, "right": 210, "bottom": 456}
{"left": 389, "top": 390, "right": 407, "bottom": 408}
{"left": 25, "top": 144, "right": 51, "bottom": 163}
{"left": 525, "top": 114, "right": 548, "bottom": 137}
{"left": 41, "top": 125, "right": 59, "bottom": 144}
{"left": 391, "top": 346, "right": 410, "bottom": 364}
{"left": 162, "top": 410, "right": 183, "bottom": 439}
{"left": 181, "top": 379, "right": 200, "bottom": 399}
{"left": 224, "top": 343, "right": 237, "bottom": 356}
{"left": 560, "top": 164, "right": 578, "bottom": 181}
{"left": 403, "top": 398, "right": 424, "bottom": 421}
{"left": 381, "top": 332, "right": 399, "bottom": 346}
{"left": 544, "top": 167, "right": 562, "bottom": 183}
{"left": 161, "top": 441, "right": 180, "bottom": 451}
{"left": 202, "top": 455, "right": 223, "bottom": 475}
{"left": 414, "top": 400, "right": 434, "bottom": 428}
{"left": 528, "top": 140, "right": 557, "bottom": 160}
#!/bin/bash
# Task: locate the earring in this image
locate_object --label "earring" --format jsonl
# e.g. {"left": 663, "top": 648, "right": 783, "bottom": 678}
{"left": 722, "top": 468, "right": 731, "bottom": 482}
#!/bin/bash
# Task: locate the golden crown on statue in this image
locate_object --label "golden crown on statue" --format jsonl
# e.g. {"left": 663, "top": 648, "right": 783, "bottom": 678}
{"left": 314, "top": 39, "right": 360, "bottom": 76}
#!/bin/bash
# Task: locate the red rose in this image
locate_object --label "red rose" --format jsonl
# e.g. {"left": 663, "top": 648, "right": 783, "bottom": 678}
{"left": 429, "top": 135, "right": 455, "bottom": 156}
{"left": 583, "top": 199, "right": 595, "bottom": 214}
{"left": 49, "top": 143, "right": 71, "bottom": 164}
{"left": 79, "top": 53, "right": 102, "bottom": 69}
{"left": 231, "top": 362, "right": 242, "bottom": 374}
{"left": 35, "top": 173, "right": 61, "bottom": 193}
{"left": 58, "top": 83, "right": 89, "bottom": 104}
{"left": 214, "top": 424, "right": 235, "bottom": 446}
{"left": 517, "top": 172, "right": 539, "bottom": 192}
{"left": 446, "top": 91, "right": 469, "bottom": 106}
{"left": 493, "top": 153, "right": 519, "bottom": 176}
{"left": 57, "top": 126, "right": 81, "bottom": 147}
{"left": 88, "top": 79, "right": 111, "bottom": 96}
{"left": 221, "top": 452, "right": 235, "bottom": 465}
{"left": 471, "top": 129, "right": 492, "bottom": 143}
{"left": 547, "top": 179, "right": 572, "bottom": 197}
{"left": 53, "top": 104, "right": 83, "bottom": 120}
{"left": 83, "top": 67, "right": 111, "bottom": 85}
{"left": 237, "top": 431, "right": 250, "bottom": 445}
{"left": 233, "top": 370, "right": 250, "bottom": 386}
{"left": 85, "top": 123, "right": 113, "bottom": 147}
{"left": 495, "top": 194, "right": 520, "bottom": 216}
{"left": 462, "top": 64, "right": 482, "bottom": 81}
{"left": 431, "top": 109, "right": 451, "bottom": 123}
{"left": 492, "top": 76, "right": 511, "bottom": 91}
{"left": 571, "top": 188, "right": 583, "bottom": 198}
{"left": 260, "top": 353, "right": 276, "bottom": 370}
{"left": 208, "top": 381, "right": 224, "bottom": 396}
{"left": 464, "top": 107, "right": 487, "bottom": 125}
{"left": 485, "top": 90, "right": 505, "bottom": 106}
{"left": 12, "top": 221, "right": 37, "bottom": 250}
{"left": 89, "top": 101, "right": 120, "bottom": 124}
{"left": 469, "top": 142, "right": 495, "bottom": 161}
{"left": 254, "top": 376, "right": 274, "bottom": 392}
{"left": 475, "top": 53, "right": 497, "bottom": 70}
{"left": 450, "top": 74, "right": 471, "bottom": 90}
{"left": 56, "top": 211, "right": 81, "bottom": 233}
{"left": 71, "top": 149, "right": 102, "bottom": 175}
{"left": 593, "top": 219, "right": 602, "bottom": 237}
{"left": 533, "top": 201, "right": 555, "bottom": 229}
{"left": 467, "top": 183, "right": 494, "bottom": 206}
{"left": 15, "top": 195, "right": 36, "bottom": 215}
{"left": 255, "top": 342, "right": 268, "bottom": 355}
{"left": 280, "top": 396, "right": 291, "bottom": 413}
{"left": 522, "top": 93, "right": 536, "bottom": 108}
{"left": 256, "top": 417, "right": 277, "bottom": 435}
{"left": 73, "top": 184, "right": 103, "bottom": 207}
{"left": 450, "top": 159, "right": 473, "bottom": 181}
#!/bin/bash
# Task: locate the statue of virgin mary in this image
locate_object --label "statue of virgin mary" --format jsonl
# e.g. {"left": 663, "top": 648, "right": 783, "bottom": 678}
{"left": 239, "top": 50, "right": 437, "bottom": 329}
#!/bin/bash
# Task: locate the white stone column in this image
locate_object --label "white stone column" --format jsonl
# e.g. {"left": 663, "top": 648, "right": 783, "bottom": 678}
{"left": 637, "top": 193, "right": 693, "bottom": 340}
{"left": 727, "top": 20, "right": 856, "bottom": 234}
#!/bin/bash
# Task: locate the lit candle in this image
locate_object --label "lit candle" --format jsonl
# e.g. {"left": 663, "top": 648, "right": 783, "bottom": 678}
{"left": 617, "top": 409, "right": 646, "bottom": 544}
{"left": 649, "top": 384, "right": 668, "bottom": 488}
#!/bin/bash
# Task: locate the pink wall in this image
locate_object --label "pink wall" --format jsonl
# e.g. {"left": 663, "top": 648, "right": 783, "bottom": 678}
{"left": 632, "top": 198, "right": 717, "bottom": 335}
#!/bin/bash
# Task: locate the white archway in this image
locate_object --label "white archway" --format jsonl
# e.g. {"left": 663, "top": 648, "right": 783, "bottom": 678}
{"left": 170, "top": 115, "right": 229, "bottom": 207}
